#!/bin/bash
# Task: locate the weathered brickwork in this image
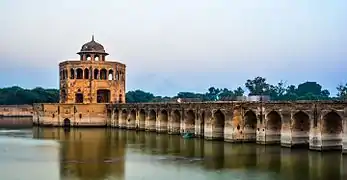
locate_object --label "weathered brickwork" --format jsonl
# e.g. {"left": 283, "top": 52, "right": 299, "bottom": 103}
{"left": 59, "top": 36, "right": 126, "bottom": 104}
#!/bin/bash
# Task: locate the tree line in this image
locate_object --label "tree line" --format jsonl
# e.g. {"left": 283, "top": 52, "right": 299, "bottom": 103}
{"left": 1, "top": 77, "right": 347, "bottom": 105}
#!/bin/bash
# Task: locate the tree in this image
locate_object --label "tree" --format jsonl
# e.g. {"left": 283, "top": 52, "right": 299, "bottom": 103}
{"left": 245, "top": 77, "right": 270, "bottom": 95}
{"left": 337, "top": 83, "right": 347, "bottom": 100}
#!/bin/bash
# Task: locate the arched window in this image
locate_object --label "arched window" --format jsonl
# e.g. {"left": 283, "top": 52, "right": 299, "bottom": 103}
{"left": 108, "top": 69, "right": 114, "bottom": 80}
{"left": 100, "top": 69, "right": 107, "bottom": 80}
{"left": 70, "top": 68, "right": 75, "bottom": 79}
{"left": 84, "top": 68, "right": 89, "bottom": 79}
{"left": 94, "top": 69, "right": 99, "bottom": 80}
{"left": 76, "top": 68, "right": 83, "bottom": 79}
{"left": 95, "top": 55, "right": 100, "bottom": 61}
{"left": 86, "top": 54, "right": 91, "bottom": 61}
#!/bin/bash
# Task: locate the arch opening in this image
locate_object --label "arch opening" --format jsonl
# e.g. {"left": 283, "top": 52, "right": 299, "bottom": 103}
{"left": 214, "top": 110, "right": 225, "bottom": 139}
{"left": 266, "top": 111, "right": 282, "bottom": 131}
{"left": 70, "top": 69, "right": 75, "bottom": 79}
{"left": 293, "top": 111, "right": 310, "bottom": 132}
{"left": 185, "top": 110, "right": 195, "bottom": 134}
{"left": 323, "top": 111, "right": 342, "bottom": 134}
{"left": 200, "top": 111, "right": 205, "bottom": 136}
{"left": 63, "top": 118, "right": 71, "bottom": 127}
{"left": 129, "top": 110, "right": 136, "bottom": 129}
{"left": 76, "top": 68, "right": 83, "bottom": 79}
{"left": 95, "top": 55, "right": 99, "bottom": 61}
{"left": 97, "top": 89, "right": 110, "bottom": 103}
{"left": 84, "top": 68, "right": 89, "bottom": 79}
{"left": 113, "top": 109, "right": 119, "bottom": 126}
{"left": 158, "top": 110, "right": 168, "bottom": 132}
{"left": 121, "top": 109, "right": 127, "bottom": 128}
{"left": 170, "top": 110, "right": 181, "bottom": 134}
{"left": 75, "top": 93, "right": 83, "bottom": 103}
{"left": 108, "top": 70, "right": 114, "bottom": 80}
{"left": 100, "top": 69, "right": 107, "bottom": 80}
{"left": 148, "top": 110, "right": 156, "bottom": 131}
{"left": 139, "top": 109, "right": 146, "bottom": 129}
{"left": 94, "top": 69, "right": 99, "bottom": 79}
{"left": 244, "top": 110, "right": 257, "bottom": 129}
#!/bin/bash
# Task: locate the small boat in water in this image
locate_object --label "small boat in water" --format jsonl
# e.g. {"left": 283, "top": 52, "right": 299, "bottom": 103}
{"left": 182, "top": 132, "right": 194, "bottom": 139}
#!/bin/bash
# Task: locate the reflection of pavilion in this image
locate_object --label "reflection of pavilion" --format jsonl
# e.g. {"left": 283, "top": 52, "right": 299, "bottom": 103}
{"left": 33, "top": 127, "right": 126, "bottom": 180}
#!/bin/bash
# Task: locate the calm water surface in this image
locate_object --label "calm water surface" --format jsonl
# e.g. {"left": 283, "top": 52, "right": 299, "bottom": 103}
{"left": 1, "top": 127, "right": 347, "bottom": 180}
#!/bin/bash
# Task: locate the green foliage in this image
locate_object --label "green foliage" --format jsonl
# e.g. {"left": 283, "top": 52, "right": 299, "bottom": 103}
{"left": 1, "top": 76, "right": 347, "bottom": 104}
{"left": 0, "top": 86, "right": 59, "bottom": 105}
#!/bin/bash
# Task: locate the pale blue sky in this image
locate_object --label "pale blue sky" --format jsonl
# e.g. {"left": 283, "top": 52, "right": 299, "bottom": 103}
{"left": 0, "top": 0, "right": 346, "bottom": 96}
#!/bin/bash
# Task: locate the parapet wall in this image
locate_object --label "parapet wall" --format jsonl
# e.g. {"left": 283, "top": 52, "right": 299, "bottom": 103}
{"left": 0, "top": 105, "right": 33, "bottom": 117}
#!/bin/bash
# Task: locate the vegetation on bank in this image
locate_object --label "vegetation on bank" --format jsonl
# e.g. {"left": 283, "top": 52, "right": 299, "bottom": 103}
{"left": 1, "top": 77, "right": 347, "bottom": 105}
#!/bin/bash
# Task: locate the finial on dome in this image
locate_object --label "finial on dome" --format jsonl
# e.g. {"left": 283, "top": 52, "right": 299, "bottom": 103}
{"left": 92, "top": 34, "right": 94, "bottom": 41}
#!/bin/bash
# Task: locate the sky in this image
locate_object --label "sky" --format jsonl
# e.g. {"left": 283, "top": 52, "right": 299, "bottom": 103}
{"left": 0, "top": 0, "right": 347, "bottom": 96}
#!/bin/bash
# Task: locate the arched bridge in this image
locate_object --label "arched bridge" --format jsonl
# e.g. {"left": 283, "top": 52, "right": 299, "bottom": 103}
{"left": 107, "top": 101, "right": 347, "bottom": 152}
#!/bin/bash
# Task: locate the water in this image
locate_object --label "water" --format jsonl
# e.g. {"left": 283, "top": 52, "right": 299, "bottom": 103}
{"left": 0, "top": 127, "right": 346, "bottom": 180}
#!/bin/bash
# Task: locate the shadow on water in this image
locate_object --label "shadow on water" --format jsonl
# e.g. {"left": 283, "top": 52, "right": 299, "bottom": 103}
{"left": 32, "top": 127, "right": 347, "bottom": 180}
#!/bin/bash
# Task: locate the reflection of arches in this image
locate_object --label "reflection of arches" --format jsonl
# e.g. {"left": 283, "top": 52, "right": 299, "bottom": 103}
{"left": 139, "top": 109, "right": 146, "bottom": 129}
{"left": 323, "top": 111, "right": 342, "bottom": 134}
{"left": 94, "top": 69, "right": 99, "bottom": 79}
{"left": 244, "top": 110, "right": 257, "bottom": 129}
{"left": 214, "top": 109, "right": 225, "bottom": 139}
{"left": 97, "top": 89, "right": 110, "bottom": 103}
{"left": 75, "top": 93, "right": 83, "bottom": 103}
{"left": 63, "top": 118, "right": 71, "bottom": 127}
{"left": 266, "top": 111, "right": 281, "bottom": 131}
{"left": 293, "top": 111, "right": 310, "bottom": 132}
{"left": 76, "top": 68, "right": 83, "bottom": 79}
{"left": 84, "top": 68, "right": 89, "bottom": 79}
{"left": 100, "top": 69, "right": 107, "bottom": 80}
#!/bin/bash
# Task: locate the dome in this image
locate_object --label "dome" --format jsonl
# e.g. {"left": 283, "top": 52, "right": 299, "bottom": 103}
{"left": 77, "top": 35, "right": 108, "bottom": 55}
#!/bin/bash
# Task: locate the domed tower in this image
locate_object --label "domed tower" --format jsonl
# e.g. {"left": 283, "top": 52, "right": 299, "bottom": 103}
{"left": 59, "top": 36, "right": 126, "bottom": 104}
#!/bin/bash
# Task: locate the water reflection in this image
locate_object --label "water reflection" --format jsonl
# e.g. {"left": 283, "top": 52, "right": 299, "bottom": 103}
{"left": 33, "top": 127, "right": 347, "bottom": 180}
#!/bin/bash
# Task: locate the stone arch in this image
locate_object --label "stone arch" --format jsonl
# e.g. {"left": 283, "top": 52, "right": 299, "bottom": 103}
{"left": 214, "top": 109, "right": 225, "bottom": 140}
{"left": 184, "top": 110, "right": 195, "bottom": 134}
{"left": 63, "top": 118, "right": 71, "bottom": 127}
{"left": 244, "top": 110, "right": 257, "bottom": 129}
{"left": 158, "top": 109, "right": 168, "bottom": 132}
{"left": 147, "top": 109, "right": 156, "bottom": 131}
{"left": 139, "top": 109, "right": 146, "bottom": 130}
{"left": 76, "top": 68, "right": 83, "bottom": 79}
{"left": 94, "top": 69, "right": 99, "bottom": 79}
{"left": 128, "top": 109, "right": 136, "bottom": 129}
{"left": 94, "top": 55, "right": 100, "bottom": 61}
{"left": 293, "top": 111, "right": 310, "bottom": 132}
{"left": 100, "top": 68, "right": 107, "bottom": 80}
{"left": 108, "top": 69, "right": 114, "bottom": 80}
{"left": 244, "top": 110, "right": 257, "bottom": 142}
{"left": 86, "top": 54, "right": 92, "bottom": 61}
{"left": 170, "top": 110, "right": 181, "bottom": 134}
{"left": 84, "top": 68, "right": 89, "bottom": 79}
{"left": 322, "top": 111, "right": 343, "bottom": 134}
{"left": 265, "top": 111, "right": 282, "bottom": 143}
{"left": 120, "top": 109, "right": 127, "bottom": 128}
{"left": 70, "top": 68, "right": 75, "bottom": 79}
{"left": 266, "top": 111, "right": 282, "bottom": 131}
